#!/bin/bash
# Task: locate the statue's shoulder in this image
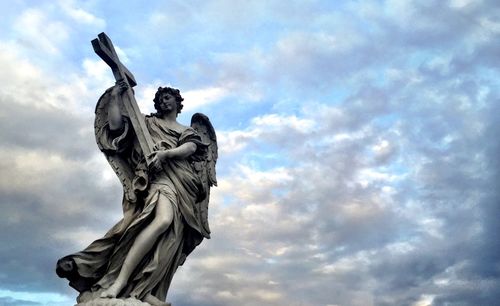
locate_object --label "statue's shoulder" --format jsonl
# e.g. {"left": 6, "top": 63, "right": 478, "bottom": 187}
{"left": 164, "top": 119, "right": 191, "bottom": 134}
{"left": 179, "top": 123, "right": 194, "bottom": 133}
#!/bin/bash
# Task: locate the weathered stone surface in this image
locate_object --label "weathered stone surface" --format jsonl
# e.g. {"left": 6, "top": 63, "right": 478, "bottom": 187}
{"left": 76, "top": 291, "right": 149, "bottom": 306}
{"left": 76, "top": 297, "right": 151, "bottom": 306}
{"left": 75, "top": 290, "right": 170, "bottom": 306}
{"left": 56, "top": 32, "right": 216, "bottom": 305}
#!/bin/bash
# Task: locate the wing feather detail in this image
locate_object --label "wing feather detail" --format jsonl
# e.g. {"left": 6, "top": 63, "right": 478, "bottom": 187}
{"left": 191, "top": 113, "right": 218, "bottom": 238}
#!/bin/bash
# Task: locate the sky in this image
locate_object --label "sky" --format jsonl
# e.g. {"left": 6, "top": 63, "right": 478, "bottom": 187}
{"left": 0, "top": 0, "right": 499, "bottom": 305}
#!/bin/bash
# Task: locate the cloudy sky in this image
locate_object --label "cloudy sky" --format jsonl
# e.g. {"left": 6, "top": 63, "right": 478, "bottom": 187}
{"left": 1, "top": 1, "right": 499, "bottom": 305}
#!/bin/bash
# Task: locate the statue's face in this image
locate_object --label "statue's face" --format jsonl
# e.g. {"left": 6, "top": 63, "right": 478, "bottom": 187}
{"left": 159, "top": 93, "right": 177, "bottom": 114}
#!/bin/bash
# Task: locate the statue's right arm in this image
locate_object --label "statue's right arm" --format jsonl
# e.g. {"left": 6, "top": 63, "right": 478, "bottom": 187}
{"left": 108, "top": 84, "right": 125, "bottom": 132}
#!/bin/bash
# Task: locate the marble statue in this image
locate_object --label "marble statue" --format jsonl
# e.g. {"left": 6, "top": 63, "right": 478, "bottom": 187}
{"left": 56, "top": 33, "right": 217, "bottom": 306}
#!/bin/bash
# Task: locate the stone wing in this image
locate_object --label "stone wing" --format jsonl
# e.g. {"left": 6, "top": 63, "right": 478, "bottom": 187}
{"left": 94, "top": 88, "right": 138, "bottom": 204}
{"left": 191, "top": 113, "right": 218, "bottom": 238}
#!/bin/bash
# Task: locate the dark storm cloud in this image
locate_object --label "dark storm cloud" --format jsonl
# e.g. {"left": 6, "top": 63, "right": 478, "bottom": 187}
{"left": 0, "top": 98, "right": 95, "bottom": 160}
{"left": 426, "top": 86, "right": 500, "bottom": 306}
{"left": 0, "top": 48, "right": 123, "bottom": 295}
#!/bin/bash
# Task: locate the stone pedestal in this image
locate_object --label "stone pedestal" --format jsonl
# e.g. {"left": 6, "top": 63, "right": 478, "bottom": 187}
{"left": 76, "top": 297, "right": 151, "bottom": 306}
{"left": 75, "top": 290, "right": 171, "bottom": 306}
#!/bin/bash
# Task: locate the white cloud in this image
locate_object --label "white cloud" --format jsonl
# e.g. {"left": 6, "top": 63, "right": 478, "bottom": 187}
{"left": 276, "top": 31, "right": 363, "bottom": 58}
{"left": 217, "top": 129, "right": 255, "bottom": 154}
{"left": 217, "top": 113, "right": 316, "bottom": 154}
{"left": 0, "top": 45, "right": 43, "bottom": 105}
{"left": 82, "top": 57, "right": 113, "bottom": 85}
{"left": 115, "top": 46, "right": 131, "bottom": 64}
{"left": 0, "top": 42, "right": 109, "bottom": 114}
{"left": 412, "top": 294, "right": 435, "bottom": 306}
{"left": 252, "top": 113, "right": 315, "bottom": 130}
{"left": 448, "top": 0, "right": 477, "bottom": 9}
{"left": 182, "top": 86, "right": 229, "bottom": 111}
{"left": 59, "top": 0, "right": 106, "bottom": 28}
{"left": 14, "top": 8, "right": 69, "bottom": 55}
{"left": 318, "top": 250, "right": 372, "bottom": 275}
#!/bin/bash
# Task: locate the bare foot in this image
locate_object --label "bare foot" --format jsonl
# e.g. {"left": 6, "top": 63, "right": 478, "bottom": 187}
{"left": 100, "top": 282, "right": 123, "bottom": 299}
{"left": 144, "top": 293, "right": 171, "bottom": 306}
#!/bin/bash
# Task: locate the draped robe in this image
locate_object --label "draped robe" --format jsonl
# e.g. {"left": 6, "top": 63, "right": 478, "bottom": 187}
{"left": 57, "top": 113, "right": 208, "bottom": 302}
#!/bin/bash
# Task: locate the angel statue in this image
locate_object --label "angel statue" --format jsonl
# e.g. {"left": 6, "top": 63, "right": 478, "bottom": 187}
{"left": 56, "top": 78, "right": 217, "bottom": 305}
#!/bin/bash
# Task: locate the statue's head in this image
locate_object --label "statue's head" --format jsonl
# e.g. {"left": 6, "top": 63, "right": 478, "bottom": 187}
{"left": 153, "top": 86, "right": 184, "bottom": 115}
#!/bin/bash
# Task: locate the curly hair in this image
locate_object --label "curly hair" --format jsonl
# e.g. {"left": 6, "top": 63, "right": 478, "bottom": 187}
{"left": 152, "top": 86, "right": 184, "bottom": 116}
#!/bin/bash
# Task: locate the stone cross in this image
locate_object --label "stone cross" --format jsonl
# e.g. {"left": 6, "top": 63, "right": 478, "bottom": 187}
{"left": 92, "top": 32, "right": 154, "bottom": 160}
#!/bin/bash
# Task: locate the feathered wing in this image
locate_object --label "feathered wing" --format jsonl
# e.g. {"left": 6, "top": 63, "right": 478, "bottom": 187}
{"left": 94, "top": 88, "right": 138, "bottom": 208}
{"left": 191, "top": 113, "right": 218, "bottom": 239}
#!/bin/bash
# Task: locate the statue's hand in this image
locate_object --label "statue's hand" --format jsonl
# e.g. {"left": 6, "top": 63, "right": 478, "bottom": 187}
{"left": 148, "top": 151, "right": 162, "bottom": 173}
{"left": 148, "top": 150, "right": 173, "bottom": 173}
{"left": 112, "top": 79, "right": 129, "bottom": 96}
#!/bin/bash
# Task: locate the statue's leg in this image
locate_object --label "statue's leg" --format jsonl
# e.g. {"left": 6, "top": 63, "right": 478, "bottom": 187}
{"left": 101, "top": 194, "right": 174, "bottom": 298}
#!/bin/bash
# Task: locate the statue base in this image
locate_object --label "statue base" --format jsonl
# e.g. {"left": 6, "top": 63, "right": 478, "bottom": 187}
{"left": 76, "top": 297, "right": 151, "bottom": 306}
{"left": 76, "top": 290, "right": 171, "bottom": 306}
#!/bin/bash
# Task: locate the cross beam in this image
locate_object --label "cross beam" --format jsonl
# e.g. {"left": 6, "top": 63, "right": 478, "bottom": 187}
{"left": 91, "top": 32, "right": 154, "bottom": 162}
{"left": 92, "top": 33, "right": 137, "bottom": 87}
